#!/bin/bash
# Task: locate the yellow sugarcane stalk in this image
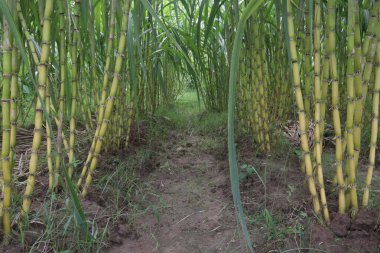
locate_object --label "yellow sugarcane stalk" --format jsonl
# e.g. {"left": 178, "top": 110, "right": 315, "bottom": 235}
{"left": 345, "top": 0, "right": 358, "bottom": 216}
{"left": 352, "top": 2, "right": 363, "bottom": 172}
{"left": 303, "top": 0, "right": 312, "bottom": 128}
{"left": 2, "top": 1, "right": 13, "bottom": 240}
{"left": 16, "top": 0, "right": 39, "bottom": 66}
{"left": 259, "top": 33, "right": 271, "bottom": 152}
{"left": 286, "top": 0, "right": 321, "bottom": 215}
{"left": 328, "top": 0, "right": 346, "bottom": 214}
{"left": 125, "top": 101, "right": 135, "bottom": 149}
{"left": 45, "top": 77, "right": 54, "bottom": 190}
{"left": 362, "top": 7, "right": 380, "bottom": 207}
{"left": 77, "top": 0, "right": 117, "bottom": 187}
{"left": 10, "top": 7, "right": 20, "bottom": 171}
{"left": 21, "top": 0, "right": 54, "bottom": 217}
{"left": 313, "top": 0, "right": 329, "bottom": 223}
{"left": 81, "top": 0, "right": 131, "bottom": 197}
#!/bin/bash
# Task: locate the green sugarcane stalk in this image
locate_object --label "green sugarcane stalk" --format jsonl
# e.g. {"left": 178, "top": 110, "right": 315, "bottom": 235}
{"left": 77, "top": 0, "right": 117, "bottom": 187}
{"left": 2, "top": 0, "right": 13, "bottom": 240}
{"left": 81, "top": 0, "right": 131, "bottom": 196}
{"left": 68, "top": 0, "right": 81, "bottom": 178}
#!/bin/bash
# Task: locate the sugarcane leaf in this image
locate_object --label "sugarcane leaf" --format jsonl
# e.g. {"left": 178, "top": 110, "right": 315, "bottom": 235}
{"left": 62, "top": 165, "right": 91, "bottom": 241}
{"left": 227, "top": 0, "right": 265, "bottom": 252}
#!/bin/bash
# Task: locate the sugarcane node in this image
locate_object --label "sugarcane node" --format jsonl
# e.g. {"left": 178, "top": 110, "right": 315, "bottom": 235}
{"left": 41, "top": 41, "right": 51, "bottom": 46}
{"left": 365, "top": 58, "right": 374, "bottom": 65}
{"left": 2, "top": 47, "right": 12, "bottom": 53}
{"left": 2, "top": 73, "right": 12, "bottom": 80}
{"left": 2, "top": 127, "right": 11, "bottom": 133}
{"left": 338, "top": 184, "right": 346, "bottom": 191}
{"left": 113, "top": 72, "right": 122, "bottom": 80}
{"left": 95, "top": 136, "right": 104, "bottom": 142}
{"left": 368, "top": 144, "right": 377, "bottom": 149}
{"left": 1, "top": 156, "right": 10, "bottom": 161}
{"left": 1, "top": 98, "right": 11, "bottom": 103}
{"left": 116, "top": 52, "right": 125, "bottom": 58}
{"left": 30, "top": 149, "right": 39, "bottom": 155}
{"left": 303, "top": 150, "right": 312, "bottom": 156}
{"left": 108, "top": 96, "right": 116, "bottom": 101}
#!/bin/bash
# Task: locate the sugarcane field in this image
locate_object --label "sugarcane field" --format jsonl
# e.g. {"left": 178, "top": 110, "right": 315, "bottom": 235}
{"left": 0, "top": 0, "right": 380, "bottom": 252}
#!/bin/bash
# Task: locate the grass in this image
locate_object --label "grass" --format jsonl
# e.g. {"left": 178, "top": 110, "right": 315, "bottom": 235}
{"left": 6, "top": 88, "right": 229, "bottom": 252}
{"left": 12, "top": 156, "right": 145, "bottom": 252}
{"left": 13, "top": 88, "right": 378, "bottom": 252}
{"left": 154, "top": 89, "right": 227, "bottom": 134}
{"left": 7, "top": 123, "right": 156, "bottom": 252}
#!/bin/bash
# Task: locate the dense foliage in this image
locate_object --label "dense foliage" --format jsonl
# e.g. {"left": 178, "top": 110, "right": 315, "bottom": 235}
{"left": 0, "top": 0, "right": 379, "bottom": 251}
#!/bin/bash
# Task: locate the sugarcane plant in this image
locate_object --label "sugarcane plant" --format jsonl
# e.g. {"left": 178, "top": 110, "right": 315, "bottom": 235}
{"left": 233, "top": 0, "right": 380, "bottom": 224}
{"left": 0, "top": 0, "right": 379, "bottom": 249}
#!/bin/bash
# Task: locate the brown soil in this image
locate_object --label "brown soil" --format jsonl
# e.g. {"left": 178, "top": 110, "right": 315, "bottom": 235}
{"left": 106, "top": 126, "right": 380, "bottom": 253}
{"left": 108, "top": 131, "right": 245, "bottom": 253}
{"left": 3, "top": 119, "right": 380, "bottom": 253}
{"left": 235, "top": 138, "right": 380, "bottom": 253}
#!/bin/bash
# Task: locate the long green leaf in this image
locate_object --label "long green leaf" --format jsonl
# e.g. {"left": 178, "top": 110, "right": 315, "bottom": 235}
{"left": 227, "top": 0, "right": 265, "bottom": 252}
{"left": 62, "top": 165, "right": 91, "bottom": 241}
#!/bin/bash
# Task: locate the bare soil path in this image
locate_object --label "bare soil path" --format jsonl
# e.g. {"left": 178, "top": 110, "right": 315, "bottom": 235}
{"left": 108, "top": 130, "right": 245, "bottom": 253}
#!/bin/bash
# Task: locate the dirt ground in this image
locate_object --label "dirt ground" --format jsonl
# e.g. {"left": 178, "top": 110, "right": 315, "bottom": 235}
{"left": 2, "top": 113, "right": 380, "bottom": 252}
{"left": 108, "top": 130, "right": 246, "bottom": 253}
{"left": 108, "top": 124, "right": 380, "bottom": 253}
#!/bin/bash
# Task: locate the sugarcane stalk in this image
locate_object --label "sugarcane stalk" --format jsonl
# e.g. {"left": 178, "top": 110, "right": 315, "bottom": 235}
{"left": 21, "top": 0, "right": 54, "bottom": 217}
{"left": 2, "top": 1, "right": 13, "bottom": 240}
{"left": 313, "top": 0, "right": 329, "bottom": 223}
{"left": 362, "top": 5, "right": 380, "bottom": 207}
{"left": 68, "top": 0, "right": 81, "bottom": 178}
{"left": 286, "top": 0, "right": 321, "bottom": 215}
{"left": 77, "top": 0, "right": 117, "bottom": 187}
{"left": 81, "top": 0, "right": 131, "bottom": 196}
